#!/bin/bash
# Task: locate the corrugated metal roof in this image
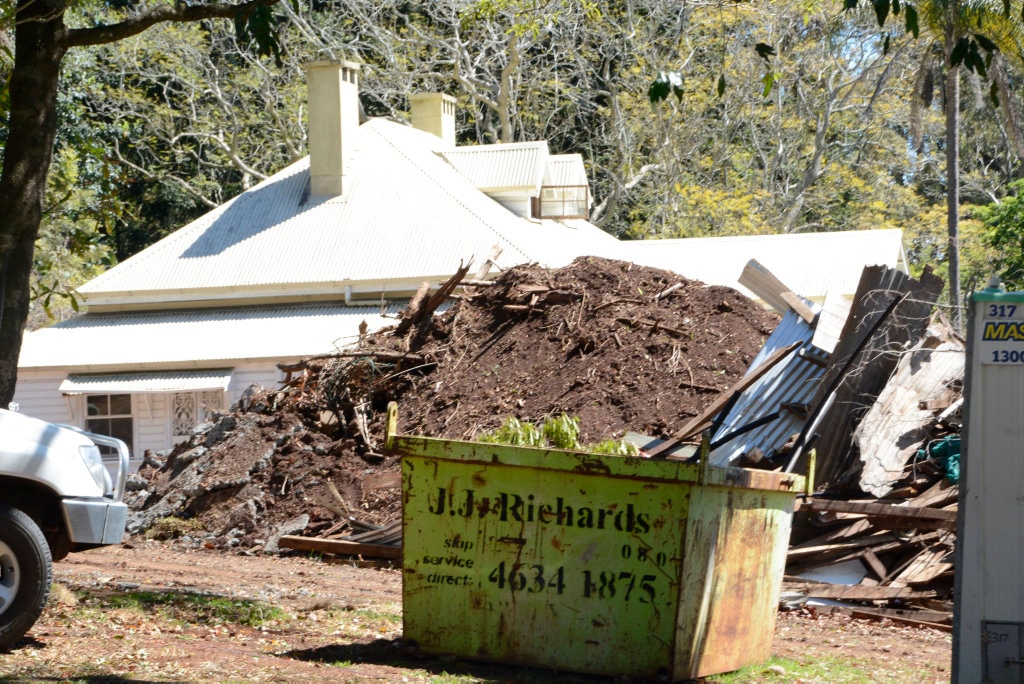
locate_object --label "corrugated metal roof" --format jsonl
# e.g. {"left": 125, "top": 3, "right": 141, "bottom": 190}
{"left": 710, "top": 310, "right": 829, "bottom": 466}
{"left": 76, "top": 122, "right": 612, "bottom": 305}
{"left": 440, "top": 141, "right": 547, "bottom": 191}
{"left": 619, "top": 229, "right": 907, "bottom": 303}
{"left": 19, "top": 303, "right": 404, "bottom": 370}
{"left": 60, "top": 369, "right": 233, "bottom": 394}
{"left": 544, "top": 154, "right": 588, "bottom": 187}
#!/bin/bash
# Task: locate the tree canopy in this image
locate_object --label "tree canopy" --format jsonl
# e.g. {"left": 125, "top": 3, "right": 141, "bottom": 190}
{"left": 3, "top": 0, "right": 1024, "bottom": 403}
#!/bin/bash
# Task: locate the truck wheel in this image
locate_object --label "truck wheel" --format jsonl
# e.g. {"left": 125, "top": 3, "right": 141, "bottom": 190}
{"left": 0, "top": 505, "right": 52, "bottom": 651}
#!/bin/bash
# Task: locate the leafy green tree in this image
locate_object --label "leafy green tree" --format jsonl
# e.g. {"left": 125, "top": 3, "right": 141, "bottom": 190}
{"left": 646, "top": 2, "right": 933, "bottom": 240}
{"left": 981, "top": 180, "right": 1024, "bottom": 288}
{"left": 0, "top": 0, "right": 287, "bottom": 404}
{"left": 847, "top": 0, "right": 1024, "bottom": 326}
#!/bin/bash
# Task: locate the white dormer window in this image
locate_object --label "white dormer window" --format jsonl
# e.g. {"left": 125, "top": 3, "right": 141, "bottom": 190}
{"left": 532, "top": 185, "right": 589, "bottom": 220}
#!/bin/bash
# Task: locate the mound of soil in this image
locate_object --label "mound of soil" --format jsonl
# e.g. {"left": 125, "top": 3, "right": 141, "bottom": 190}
{"left": 126, "top": 257, "right": 779, "bottom": 551}
{"left": 395, "top": 257, "right": 777, "bottom": 441}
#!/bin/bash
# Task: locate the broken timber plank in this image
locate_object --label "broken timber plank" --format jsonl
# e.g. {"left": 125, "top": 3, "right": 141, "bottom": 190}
{"left": 782, "top": 579, "right": 937, "bottom": 601}
{"left": 279, "top": 535, "right": 402, "bottom": 559}
{"left": 780, "top": 291, "right": 816, "bottom": 325}
{"left": 852, "top": 605, "right": 952, "bottom": 625}
{"left": 284, "top": 350, "right": 427, "bottom": 368}
{"left": 786, "top": 531, "right": 946, "bottom": 576}
{"left": 739, "top": 259, "right": 815, "bottom": 323}
{"left": 660, "top": 340, "right": 803, "bottom": 449}
{"left": 849, "top": 609, "right": 952, "bottom": 633}
{"left": 891, "top": 544, "right": 954, "bottom": 586}
{"left": 803, "top": 499, "right": 957, "bottom": 528}
{"left": 787, "top": 532, "right": 898, "bottom": 560}
{"left": 797, "top": 604, "right": 952, "bottom": 631}
{"left": 790, "top": 518, "right": 874, "bottom": 550}
{"left": 906, "top": 480, "right": 959, "bottom": 509}
{"left": 862, "top": 549, "right": 888, "bottom": 580}
{"left": 363, "top": 472, "right": 402, "bottom": 491}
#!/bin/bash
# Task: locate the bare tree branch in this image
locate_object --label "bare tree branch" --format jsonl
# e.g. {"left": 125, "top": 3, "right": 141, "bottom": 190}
{"left": 63, "top": 0, "right": 277, "bottom": 48}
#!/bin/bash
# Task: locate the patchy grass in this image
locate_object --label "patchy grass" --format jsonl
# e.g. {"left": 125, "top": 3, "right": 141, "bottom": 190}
{"left": 0, "top": 549, "right": 948, "bottom": 684}
{"left": 104, "top": 590, "right": 288, "bottom": 628}
{"left": 710, "top": 655, "right": 874, "bottom": 682}
{"left": 144, "top": 516, "right": 205, "bottom": 540}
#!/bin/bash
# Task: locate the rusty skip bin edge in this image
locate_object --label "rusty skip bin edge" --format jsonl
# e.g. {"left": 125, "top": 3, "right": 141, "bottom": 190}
{"left": 385, "top": 402, "right": 806, "bottom": 494}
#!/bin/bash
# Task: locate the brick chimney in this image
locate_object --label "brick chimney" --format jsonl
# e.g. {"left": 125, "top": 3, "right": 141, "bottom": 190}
{"left": 409, "top": 93, "right": 456, "bottom": 147}
{"left": 304, "top": 60, "right": 361, "bottom": 197}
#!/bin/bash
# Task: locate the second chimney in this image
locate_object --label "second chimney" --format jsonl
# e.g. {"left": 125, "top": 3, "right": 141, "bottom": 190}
{"left": 305, "top": 60, "right": 361, "bottom": 197}
{"left": 410, "top": 93, "right": 456, "bottom": 147}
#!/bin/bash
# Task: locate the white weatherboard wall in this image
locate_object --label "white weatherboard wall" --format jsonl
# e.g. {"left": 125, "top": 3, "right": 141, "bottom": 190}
{"left": 955, "top": 286, "right": 1024, "bottom": 682}
{"left": 10, "top": 371, "right": 71, "bottom": 423}
{"left": 12, "top": 362, "right": 285, "bottom": 459}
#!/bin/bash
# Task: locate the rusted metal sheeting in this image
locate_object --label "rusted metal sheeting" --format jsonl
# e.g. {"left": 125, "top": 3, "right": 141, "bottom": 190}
{"left": 789, "top": 265, "right": 944, "bottom": 487}
{"left": 710, "top": 310, "right": 829, "bottom": 467}
{"left": 855, "top": 328, "right": 964, "bottom": 496}
{"left": 389, "top": 404, "right": 803, "bottom": 681}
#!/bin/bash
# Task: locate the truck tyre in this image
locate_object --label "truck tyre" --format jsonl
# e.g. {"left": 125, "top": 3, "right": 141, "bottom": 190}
{"left": 0, "top": 505, "right": 52, "bottom": 651}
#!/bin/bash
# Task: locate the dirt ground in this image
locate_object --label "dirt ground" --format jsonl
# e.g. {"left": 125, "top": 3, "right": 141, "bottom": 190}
{"left": 0, "top": 542, "right": 952, "bottom": 683}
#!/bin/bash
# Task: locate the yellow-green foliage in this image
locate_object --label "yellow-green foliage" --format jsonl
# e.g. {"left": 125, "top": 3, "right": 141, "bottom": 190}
{"left": 477, "top": 417, "right": 545, "bottom": 447}
{"left": 478, "top": 415, "right": 638, "bottom": 456}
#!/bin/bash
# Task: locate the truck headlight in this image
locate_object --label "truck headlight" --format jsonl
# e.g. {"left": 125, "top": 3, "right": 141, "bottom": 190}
{"left": 79, "top": 444, "right": 113, "bottom": 494}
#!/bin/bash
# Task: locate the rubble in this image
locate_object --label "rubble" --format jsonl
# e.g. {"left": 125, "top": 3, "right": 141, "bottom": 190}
{"left": 126, "top": 256, "right": 778, "bottom": 551}
{"left": 125, "top": 255, "right": 965, "bottom": 625}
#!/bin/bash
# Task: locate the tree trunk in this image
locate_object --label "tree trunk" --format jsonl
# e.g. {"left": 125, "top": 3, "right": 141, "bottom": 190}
{"left": 945, "top": 47, "right": 962, "bottom": 330}
{"left": 0, "top": 0, "right": 68, "bottom": 405}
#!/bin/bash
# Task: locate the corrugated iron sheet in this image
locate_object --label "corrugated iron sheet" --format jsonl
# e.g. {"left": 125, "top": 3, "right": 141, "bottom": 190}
{"left": 544, "top": 153, "right": 588, "bottom": 186}
{"left": 440, "top": 141, "right": 547, "bottom": 190}
{"left": 60, "top": 369, "right": 234, "bottom": 394}
{"left": 19, "top": 302, "right": 405, "bottom": 370}
{"left": 710, "top": 310, "right": 829, "bottom": 467}
{"left": 791, "top": 265, "right": 945, "bottom": 485}
{"left": 76, "top": 122, "right": 610, "bottom": 304}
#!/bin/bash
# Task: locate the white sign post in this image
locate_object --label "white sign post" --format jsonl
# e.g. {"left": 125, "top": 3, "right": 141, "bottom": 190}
{"left": 956, "top": 283, "right": 1024, "bottom": 682}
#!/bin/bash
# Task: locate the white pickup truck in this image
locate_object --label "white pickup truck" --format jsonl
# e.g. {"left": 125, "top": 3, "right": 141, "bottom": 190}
{"left": 0, "top": 407, "right": 129, "bottom": 650}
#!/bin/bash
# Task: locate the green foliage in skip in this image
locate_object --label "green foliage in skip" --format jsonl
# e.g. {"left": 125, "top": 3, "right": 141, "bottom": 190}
{"left": 478, "top": 414, "right": 637, "bottom": 456}
{"left": 477, "top": 417, "right": 546, "bottom": 447}
{"left": 540, "top": 413, "right": 581, "bottom": 449}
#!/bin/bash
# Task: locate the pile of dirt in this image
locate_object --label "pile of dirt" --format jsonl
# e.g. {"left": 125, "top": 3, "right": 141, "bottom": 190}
{"left": 125, "top": 256, "right": 779, "bottom": 551}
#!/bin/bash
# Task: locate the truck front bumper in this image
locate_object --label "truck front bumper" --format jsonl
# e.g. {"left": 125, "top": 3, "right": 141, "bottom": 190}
{"left": 61, "top": 498, "right": 129, "bottom": 545}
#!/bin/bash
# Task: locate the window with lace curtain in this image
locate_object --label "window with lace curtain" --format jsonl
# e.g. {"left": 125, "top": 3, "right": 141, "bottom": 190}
{"left": 172, "top": 391, "right": 225, "bottom": 437}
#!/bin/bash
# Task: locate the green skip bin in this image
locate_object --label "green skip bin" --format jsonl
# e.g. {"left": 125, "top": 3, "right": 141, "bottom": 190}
{"left": 385, "top": 403, "right": 806, "bottom": 681}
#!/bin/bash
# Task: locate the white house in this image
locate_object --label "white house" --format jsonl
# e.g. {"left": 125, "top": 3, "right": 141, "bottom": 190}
{"left": 14, "top": 60, "right": 908, "bottom": 462}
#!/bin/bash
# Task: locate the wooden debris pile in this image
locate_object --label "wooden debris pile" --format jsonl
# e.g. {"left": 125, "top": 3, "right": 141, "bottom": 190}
{"left": 209, "top": 255, "right": 777, "bottom": 558}
{"left": 272, "top": 259, "right": 968, "bottom": 599}
{"left": 278, "top": 473, "right": 404, "bottom": 560}
{"left": 727, "top": 265, "right": 962, "bottom": 627}
{"left": 636, "top": 260, "right": 963, "bottom": 627}
{"left": 786, "top": 474, "right": 958, "bottom": 629}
